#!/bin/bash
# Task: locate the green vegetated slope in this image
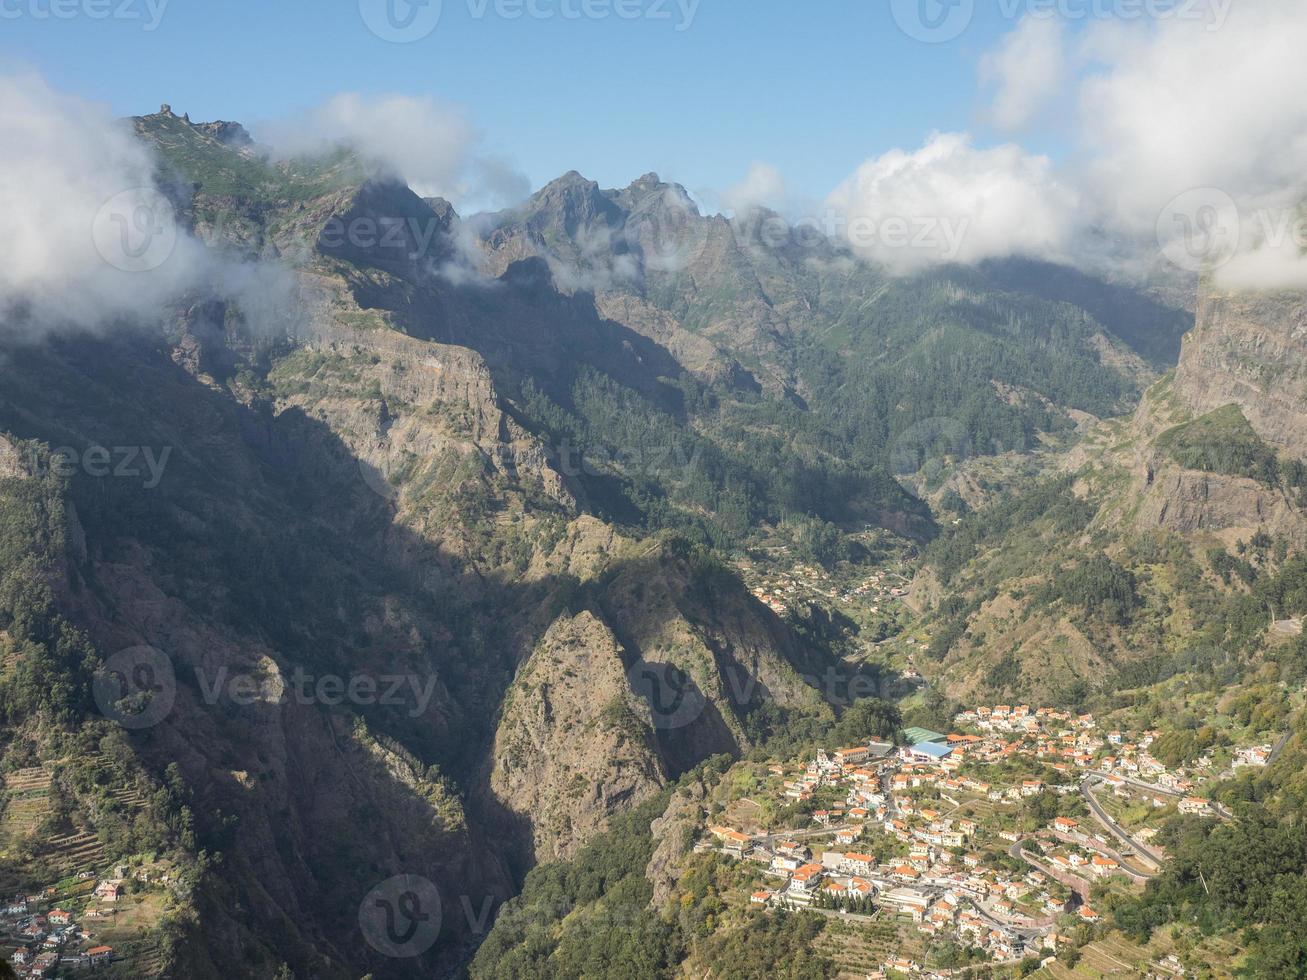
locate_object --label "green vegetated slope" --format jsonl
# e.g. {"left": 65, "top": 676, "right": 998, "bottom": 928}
{"left": 0, "top": 447, "right": 209, "bottom": 976}
{"left": 1155, "top": 404, "right": 1292, "bottom": 490}
{"left": 480, "top": 172, "right": 1188, "bottom": 525}
{"left": 469, "top": 757, "right": 841, "bottom": 980}
{"left": 907, "top": 312, "right": 1307, "bottom": 974}
{"left": 6, "top": 104, "right": 1300, "bottom": 978}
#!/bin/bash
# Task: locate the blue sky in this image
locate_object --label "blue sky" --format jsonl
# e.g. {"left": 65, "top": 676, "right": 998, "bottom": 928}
{"left": 0, "top": 0, "right": 1046, "bottom": 203}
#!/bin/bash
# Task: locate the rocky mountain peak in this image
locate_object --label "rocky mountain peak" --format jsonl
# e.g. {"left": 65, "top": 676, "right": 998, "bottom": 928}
{"left": 424, "top": 196, "right": 461, "bottom": 227}
{"left": 192, "top": 118, "right": 253, "bottom": 148}
{"left": 524, "top": 170, "right": 623, "bottom": 235}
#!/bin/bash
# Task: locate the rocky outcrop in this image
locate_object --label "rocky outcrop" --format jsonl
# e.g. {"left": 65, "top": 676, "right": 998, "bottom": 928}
{"left": 489, "top": 610, "right": 667, "bottom": 862}
{"left": 485, "top": 537, "right": 832, "bottom": 866}
{"left": 1135, "top": 467, "right": 1305, "bottom": 543}
{"left": 644, "top": 775, "right": 711, "bottom": 908}
{"left": 192, "top": 119, "right": 252, "bottom": 147}
{"left": 0, "top": 434, "right": 25, "bottom": 479}
{"left": 1176, "top": 289, "right": 1307, "bottom": 455}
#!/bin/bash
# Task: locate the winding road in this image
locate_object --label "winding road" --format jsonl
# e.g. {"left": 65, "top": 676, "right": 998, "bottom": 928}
{"left": 1080, "top": 775, "right": 1165, "bottom": 869}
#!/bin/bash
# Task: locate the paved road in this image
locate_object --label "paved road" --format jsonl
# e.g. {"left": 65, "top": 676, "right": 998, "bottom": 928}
{"left": 1088, "top": 771, "right": 1232, "bottom": 820}
{"left": 1080, "top": 776, "right": 1165, "bottom": 868}
{"left": 753, "top": 824, "right": 856, "bottom": 845}
{"left": 1049, "top": 830, "right": 1151, "bottom": 883}
{"left": 1267, "top": 730, "right": 1294, "bottom": 766}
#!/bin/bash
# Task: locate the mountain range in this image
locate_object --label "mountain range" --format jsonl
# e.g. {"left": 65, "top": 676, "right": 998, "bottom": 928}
{"left": 0, "top": 106, "right": 1303, "bottom": 978}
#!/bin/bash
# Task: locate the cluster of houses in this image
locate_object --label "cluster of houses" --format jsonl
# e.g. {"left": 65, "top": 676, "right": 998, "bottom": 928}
{"left": 700, "top": 695, "right": 1279, "bottom": 971}
{"left": 2, "top": 876, "right": 121, "bottom": 976}
{"left": 1233, "top": 744, "right": 1275, "bottom": 768}
{"left": 953, "top": 705, "right": 1216, "bottom": 798}
{"left": 708, "top": 739, "right": 1059, "bottom": 963}
{"left": 704, "top": 699, "right": 1266, "bottom": 969}
{"left": 744, "top": 558, "right": 909, "bottom": 616}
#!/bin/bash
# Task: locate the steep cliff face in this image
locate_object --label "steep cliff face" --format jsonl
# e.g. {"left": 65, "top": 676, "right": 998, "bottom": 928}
{"left": 1100, "top": 285, "right": 1307, "bottom": 545}
{"left": 483, "top": 535, "right": 834, "bottom": 868}
{"left": 1072, "top": 383, "right": 1307, "bottom": 549}
{"left": 1133, "top": 466, "right": 1305, "bottom": 542}
{"left": 0, "top": 110, "right": 870, "bottom": 978}
{"left": 643, "top": 772, "right": 713, "bottom": 908}
{"left": 0, "top": 333, "right": 524, "bottom": 979}
{"left": 1175, "top": 289, "right": 1307, "bottom": 455}
{"left": 912, "top": 276, "right": 1307, "bottom": 706}
{"left": 489, "top": 610, "right": 667, "bottom": 863}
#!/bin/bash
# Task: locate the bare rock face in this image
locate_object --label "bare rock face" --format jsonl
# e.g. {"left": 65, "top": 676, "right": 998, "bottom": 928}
{"left": 1088, "top": 285, "right": 1307, "bottom": 545}
{"left": 192, "top": 119, "right": 253, "bottom": 148}
{"left": 593, "top": 291, "right": 755, "bottom": 386}
{"left": 0, "top": 434, "right": 26, "bottom": 479}
{"left": 489, "top": 610, "right": 667, "bottom": 862}
{"left": 645, "top": 776, "right": 710, "bottom": 907}
{"left": 1176, "top": 289, "right": 1307, "bottom": 456}
{"left": 1135, "top": 467, "right": 1305, "bottom": 543}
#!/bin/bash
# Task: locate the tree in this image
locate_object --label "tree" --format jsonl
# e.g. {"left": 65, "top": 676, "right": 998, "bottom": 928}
{"left": 832, "top": 699, "right": 902, "bottom": 746}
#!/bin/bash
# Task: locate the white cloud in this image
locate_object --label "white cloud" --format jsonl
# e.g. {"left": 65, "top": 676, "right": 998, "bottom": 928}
{"left": 0, "top": 70, "right": 297, "bottom": 336}
{"left": 1072, "top": 1, "right": 1307, "bottom": 286}
{"left": 980, "top": 15, "right": 1067, "bottom": 131}
{"left": 949, "top": 1, "right": 1307, "bottom": 287}
{"left": 259, "top": 93, "right": 529, "bottom": 210}
{"left": 825, "top": 132, "right": 1080, "bottom": 273}
{"left": 722, "top": 162, "right": 787, "bottom": 215}
{"left": 1077, "top": 2, "right": 1307, "bottom": 235}
{"left": 1217, "top": 241, "right": 1307, "bottom": 292}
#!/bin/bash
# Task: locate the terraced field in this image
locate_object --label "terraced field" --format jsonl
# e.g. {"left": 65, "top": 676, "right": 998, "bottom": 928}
{"left": 0, "top": 766, "right": 53, "bottom": 844}
{"left": 1030, "top": 933, "right": 1210, "bottom": 979}
{"left": 816, "top": 918, "right": 938, "bottom": 978}
{"left": 93, "top": 890, "right": 173, "bottom": 978}
{"left": 44, "top": 830, "right": 105, "bottom": 875}
{"left": 1, "top": 755, "right": 150, "bottom": 882}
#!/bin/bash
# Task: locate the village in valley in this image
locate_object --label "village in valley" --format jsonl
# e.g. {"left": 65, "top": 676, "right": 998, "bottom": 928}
{"left": 698, "top": 703, "right": 1279, "bottom": 979}
{"left": 0, "top": 761, "right": 181, "bottom": 978}
{"left": 2, "top": 869, "right": 124, "bottom": 977}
